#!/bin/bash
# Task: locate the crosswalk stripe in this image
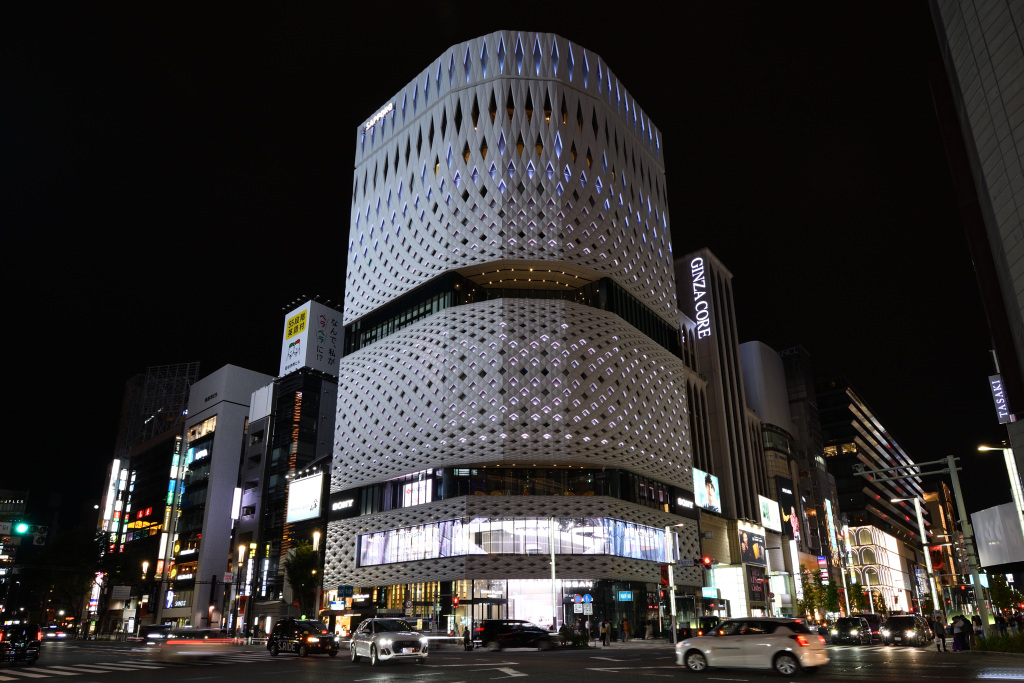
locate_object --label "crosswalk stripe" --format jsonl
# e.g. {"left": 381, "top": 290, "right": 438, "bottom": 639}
{"left": 0, "top": 670, "right": 49, "bottom": 679}
{"left": 12, "top": 668, "right": 77, "bottom": 676}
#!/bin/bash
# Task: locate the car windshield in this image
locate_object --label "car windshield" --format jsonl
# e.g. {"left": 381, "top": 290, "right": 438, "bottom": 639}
{"left": 886, "top": 618, "right": 915, "bottom": 628}
{"left": 297, "top": 621, "right": 327, "bottom": 633}
{"left": 837, "top": 619, "right": 861, "bottom": 627}
{"left": 374, "top": 620, "right": 412, "bottom": 633}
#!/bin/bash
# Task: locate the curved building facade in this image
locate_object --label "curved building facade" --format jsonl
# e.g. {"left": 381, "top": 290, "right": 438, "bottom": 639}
{"left": 327, "top": 31, "right": 699, "bottom": 634}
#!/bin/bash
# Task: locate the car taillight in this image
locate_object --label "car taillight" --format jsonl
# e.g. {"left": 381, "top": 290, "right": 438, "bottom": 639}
{"left": 791, "top": 634, "right": 811, "bottom": 647}
{"left": 817, "top": 635, "right": 826, "bottom": 644}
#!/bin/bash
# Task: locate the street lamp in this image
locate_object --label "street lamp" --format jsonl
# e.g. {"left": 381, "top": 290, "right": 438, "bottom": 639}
{"left": 891, "top": 497, "right": 941, "bottom": 615}
{"left": 977, "top": 444, "right": 1024, "bottom": 542}
{"left": 141, "top": 561, "right": 149, "bottom": 580}
{"left": 664, "top": 522, "right": 688, "bottom": 644}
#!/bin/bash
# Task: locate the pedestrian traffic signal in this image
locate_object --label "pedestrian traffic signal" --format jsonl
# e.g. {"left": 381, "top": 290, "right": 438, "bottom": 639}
{"left": 13, "top": 522, "right": 31, "bottom": 535}
{"left": 701, "top": 556, "right": 714, "bottom": 569}
{"left": 453, "top": 596, "right": 459, "bottom": 608}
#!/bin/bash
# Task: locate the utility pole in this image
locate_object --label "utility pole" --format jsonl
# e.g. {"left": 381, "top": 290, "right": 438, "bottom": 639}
{"left": 853, "top": 456, "right": 991, "bottom": 630}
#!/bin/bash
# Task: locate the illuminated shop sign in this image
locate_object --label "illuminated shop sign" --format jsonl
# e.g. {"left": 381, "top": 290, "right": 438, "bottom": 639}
{"left": 739, "top": 529, "right": 767, "bottom": 566}
{"left": 690, "top": 258, "right": 711, "bottom": 339}
{"left": 365, "top": 102, "right": 395, "bottom": 131}
{"left": 618, "top": 591, "right": 633, "bottom": 602}
{"left": 329, "top": 489, "right": 362, "bottom": 521}
{"left": 176, "top": 573, "right": 194, "bottom": 581}
{"left": 989, "top": 374, "right": 1013, "bottom": 424}
{"left": 332, "top": 499, "right": 354, "bottom": 511}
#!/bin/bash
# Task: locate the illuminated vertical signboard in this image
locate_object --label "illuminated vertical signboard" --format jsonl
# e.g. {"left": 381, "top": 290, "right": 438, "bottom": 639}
{"left": 280, "top": 300, "right": 342, "bottom": 377}
{"left": 285, "top": 473, "right": 323, "bottom": 523}
{"left": 989, "top": 374, "right": 1013, "bottom": 424}
{"left": 759, "top": 495, "right": 782, "bottom": 532}
{"left": 690, "top": 258, "right": 712, "bottom": 339}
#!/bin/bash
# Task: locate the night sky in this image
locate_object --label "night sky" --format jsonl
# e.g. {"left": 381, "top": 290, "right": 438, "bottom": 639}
{"left": 4, "top": 3, "right": 1010, "bottom": 528}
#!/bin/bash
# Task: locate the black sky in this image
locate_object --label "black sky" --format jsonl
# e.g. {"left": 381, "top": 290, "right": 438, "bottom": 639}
{"left": 3, "top": 3, "right": 1010, "bottom": 525}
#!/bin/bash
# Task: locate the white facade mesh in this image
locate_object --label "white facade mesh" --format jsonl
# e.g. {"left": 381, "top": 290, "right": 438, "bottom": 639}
{"left": 346, "top": 30, "right": 675, "bottom": 326}
{"left": 332, "top": 299, "right": 691, "bottom": 491}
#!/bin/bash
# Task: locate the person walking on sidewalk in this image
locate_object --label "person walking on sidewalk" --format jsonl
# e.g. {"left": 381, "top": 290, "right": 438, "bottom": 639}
{"left": 600, "top": 620, "right": 610, "bottom": 646}
{"left": 622, "top": 619, "right": 631, "bottom": 642}
{"left": 933, "top": 617, "right": 948, "bottom": 652}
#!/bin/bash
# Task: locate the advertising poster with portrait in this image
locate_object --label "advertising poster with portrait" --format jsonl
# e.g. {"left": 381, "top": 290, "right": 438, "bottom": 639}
{"left": 693, "top": 467, "right": 721, "bottom": 513}
{"left": 747, "top": 564, "right": 766, "bottom": 603}
{"left": 739, "top": 529, "right": 767, "bottom": 566}
{"left": 777, "top": 477, "right": 801, "bottom": 542}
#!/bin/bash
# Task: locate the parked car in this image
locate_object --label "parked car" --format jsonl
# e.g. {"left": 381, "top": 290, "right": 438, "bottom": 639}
{"left": 881, "top": 615, "right": 932, "bottom": 646}
{"left": 473, "top": 619, "right": 554, "bottom": 651}
{"left": 856, "top": 613, "right": 884, "bottom": 642}
{"left": 0, "top": 623, "right": 42, "bottom": 665}
{"left": 675, "top": 618, "right": 828, "bottom": 677}
{"left": 349, "top": 618, "right": 428, "bottom": 666}
{"left": 267, "top": 618, "right": 338, "bottom": 657}
{"left": 830, "top": 616, "right": 871, "bottom": 645}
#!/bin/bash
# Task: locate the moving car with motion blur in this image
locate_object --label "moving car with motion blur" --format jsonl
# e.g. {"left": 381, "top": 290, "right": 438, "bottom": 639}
{"left": 830, "top": 616, "right": 872, "bottom": 645}
{"left": 267, "top": 618, "right": 338, "bottom": 657}
{"left": 350, "top": 618, "right": 428, "bottom": 666}
{"left": 474, "top": 619, "right": 554, "bottom": 651}
{"left": 675, "top": 618, "right": 828, "bottom": 677}
{"left": 881, "top": 615, "right": 932, "bottom": 646}
{"left": 0, "top": 623, "right": 42, "bottom": 665}
{"left": 146, "top": 628, "right": 233, "bottom": 660}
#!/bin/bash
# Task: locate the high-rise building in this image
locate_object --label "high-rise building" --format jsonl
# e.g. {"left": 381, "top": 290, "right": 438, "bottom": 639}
{"left": 326, "top": 31, "right": 701, "bottom": 634}
{"left": 929, "top": 1, "right": 1024, "bottom": 469}
{"left": 156, "top": 364, "right": 273, "bottom": 628}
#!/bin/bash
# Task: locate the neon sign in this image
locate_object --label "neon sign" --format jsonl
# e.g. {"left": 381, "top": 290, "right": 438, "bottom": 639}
{"left": 690, "top": 258, "right": 711, "bottom": 338}
{"left": 365, "top": 103, "right": 394, "bottom": 131}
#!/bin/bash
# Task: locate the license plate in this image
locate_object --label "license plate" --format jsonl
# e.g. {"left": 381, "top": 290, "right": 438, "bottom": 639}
{"left": 402, "top": 647, "right": 415, "bottom": 653}
{"left": 894, "top": 637, "right": 902, "bottom": 641}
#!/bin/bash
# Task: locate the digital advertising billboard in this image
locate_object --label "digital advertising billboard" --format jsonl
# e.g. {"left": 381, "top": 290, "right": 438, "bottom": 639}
{"left": 777, "top": 477, "right": 800, "bottom": 542}
{"left": 693, "top": 467, "right": 721, "bottom": 513}
{"left": 285, "top": 472, "right": 323, "bottom": 523}
{"left": 739, "top": 528, "right": 767, "bottom": 566}
{"left": 759, "top": 495, "right": 782, "bottom": 532}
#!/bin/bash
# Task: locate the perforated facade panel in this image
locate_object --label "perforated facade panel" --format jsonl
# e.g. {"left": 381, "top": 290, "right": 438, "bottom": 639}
{"left": 346, "top": 30, "right": 675, "bottom": 326}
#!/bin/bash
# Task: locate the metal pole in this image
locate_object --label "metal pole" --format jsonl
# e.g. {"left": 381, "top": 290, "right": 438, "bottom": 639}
{"left": 664, "top": 526, "right": 677, "bottom": 644}
{"left": 911, "top": 498, "right": 942, "bottom": 616}
{"left": 1001, "top": 447, "right": 1024, "bottom": 542}
{"left": 947, "top": 455, "right": 992, "bottom": 631}
{"left": 550, "top": 517, "right": 558, "bottom": 632}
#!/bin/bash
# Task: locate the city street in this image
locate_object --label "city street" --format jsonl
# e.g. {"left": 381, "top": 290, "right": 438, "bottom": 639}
{"left": 3, "top": 639, "right": 1023, "bottom": 682}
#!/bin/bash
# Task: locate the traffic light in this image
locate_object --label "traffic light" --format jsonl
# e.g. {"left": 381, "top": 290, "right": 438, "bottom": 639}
{"left": 453, "top": 596, "right": 459, "bottom": 608}
{"left": 701, "top": 556, "right": 714, "bottom": 569}
{"left": 13, "top": 522, "right": 31, "bottom": 535}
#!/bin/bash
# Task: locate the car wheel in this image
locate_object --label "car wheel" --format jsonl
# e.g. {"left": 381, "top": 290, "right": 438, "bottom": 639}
{"left": 269, "top": 643, "right": 279, "bottom": 657}
{"left": 685, "top": 650, "right": 708, "bottom": 672}
{"left": 328, "top": 649, "right": 338, "bottom": 657}
{"left": 298, "top": 644, "right": 308, "bottom": 657}
{"left": 485, "top": 640, "right": 501, "bottom": 651}
{"left": 370, "top": 644, "right": 380, "bottom": 666}
{"left": 774, "top": 652, "right": 800, "bottom": 676}
{"left": 350, "top": 644, "right": 360, "bottom": 662}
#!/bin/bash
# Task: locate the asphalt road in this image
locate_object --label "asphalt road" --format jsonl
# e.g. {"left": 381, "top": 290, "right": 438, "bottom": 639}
{"left": 3, "top": 639, "right": 1023, "bottom": 682}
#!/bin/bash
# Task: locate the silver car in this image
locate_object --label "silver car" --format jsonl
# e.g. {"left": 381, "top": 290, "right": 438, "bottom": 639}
{"left": 349, "top": 618, "right": 429, "bottom": 666}
{"left": 675, "top": 618, "right": 829, "bottom": 676}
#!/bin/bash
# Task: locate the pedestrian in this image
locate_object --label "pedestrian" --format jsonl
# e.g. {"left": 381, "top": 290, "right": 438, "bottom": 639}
{"left": 645, "top": 619, "right": 652, "bottom": 640}
{"left": 600, "top": 620, "right": 610, "bottom": 646}
{"left": 973, "top": 615, "right": 985, "bottom": 640}
{"left": 996, "top": 614, "right": 1007, "bottom": 635}
{"left": 623, "top": 619, "right": 631, "bottom": 642}
{"left": 933, "top": 617, "right": 948, "bottom": 652}
{"left": 463, "top": 625, "right": 473, "bottom": 651}
{"left": 952, "top": 615, "right": 964, "bottom": 651}
{"left": 964, "top": 615, "right": 975, "bottom": 650}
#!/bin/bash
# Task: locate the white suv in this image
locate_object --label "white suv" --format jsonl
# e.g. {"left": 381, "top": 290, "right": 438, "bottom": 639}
{"left": 349, "top": 618, "right": 428, "bottom": 666}
{"left": 676, "top": 618, "right": 829, "bottom": 676}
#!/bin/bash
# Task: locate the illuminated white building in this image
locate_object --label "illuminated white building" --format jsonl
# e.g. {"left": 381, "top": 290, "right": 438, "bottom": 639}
{"left": 846, "top": 525, "right": 915, "bottom": 614}
{"left": 325, "top": 31, "right": 701, "bottom": 633}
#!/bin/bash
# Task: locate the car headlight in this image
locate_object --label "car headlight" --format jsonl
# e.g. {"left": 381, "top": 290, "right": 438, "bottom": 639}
{"left": 379, "top": 638, "right": 392, "bottom": 647}
{"left": 306, "top": 636, "right": 319, "bottom": 643}
{"left": 420, "top": 638, "right": 428, "bottom": 645}
{"left": 906, "top": 630, "right": 914, "bottom": 638}
{"left": 851, "top": 630, "right": 859, "bottom": 635}
{"left": 831, "top": 629, "right": 838, "bottom": 635}
{"left": 881, "top": 629, "right": 889, "bottom": 637}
